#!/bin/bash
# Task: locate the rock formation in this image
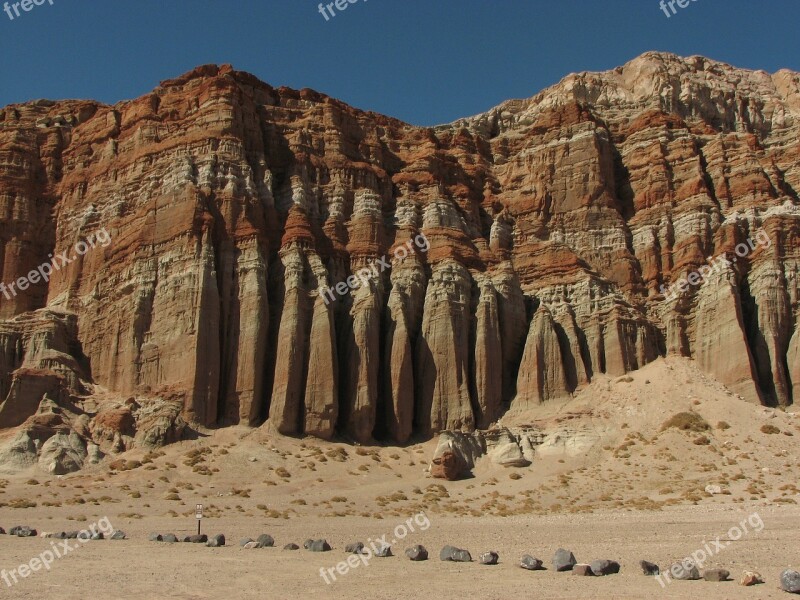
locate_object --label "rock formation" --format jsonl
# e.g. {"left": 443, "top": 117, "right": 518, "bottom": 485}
{"left": 0, "top": 53, "right": 798, "bottom": 454}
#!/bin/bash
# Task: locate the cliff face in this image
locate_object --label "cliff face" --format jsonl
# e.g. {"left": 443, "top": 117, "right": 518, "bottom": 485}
{"left": 0, "top": 53, "right": 798, "bottom": 446}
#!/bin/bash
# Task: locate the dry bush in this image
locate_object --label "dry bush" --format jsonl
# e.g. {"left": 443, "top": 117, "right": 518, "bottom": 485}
{"left": 660, "top": 412, "right": 710, "bottom": 433}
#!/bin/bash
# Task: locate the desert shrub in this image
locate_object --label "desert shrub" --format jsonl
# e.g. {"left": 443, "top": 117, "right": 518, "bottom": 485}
{"left": 760, "top": 424, "right": 780, "bottom": 435}
{"left": 660, "top": 412, "right": 710, "bottom": 433}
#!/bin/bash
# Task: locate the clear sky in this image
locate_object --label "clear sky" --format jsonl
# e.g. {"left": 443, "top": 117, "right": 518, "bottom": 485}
{"left": 1, "top": 0, "right": 798, "bottom": 126}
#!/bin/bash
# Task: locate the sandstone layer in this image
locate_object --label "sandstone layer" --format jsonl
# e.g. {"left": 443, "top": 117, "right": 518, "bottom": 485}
{"left": 0, "top": 53, "right": 798, "bottom": 449}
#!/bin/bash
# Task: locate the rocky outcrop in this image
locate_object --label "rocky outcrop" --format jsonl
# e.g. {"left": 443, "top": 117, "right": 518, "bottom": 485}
{"left": 0, "top": 53, "right": 798, "bottom": 457}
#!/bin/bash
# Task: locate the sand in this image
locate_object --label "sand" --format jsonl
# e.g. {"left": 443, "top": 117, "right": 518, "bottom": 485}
{"left": 0, "top": 357, "right": 798, "bottom": 599}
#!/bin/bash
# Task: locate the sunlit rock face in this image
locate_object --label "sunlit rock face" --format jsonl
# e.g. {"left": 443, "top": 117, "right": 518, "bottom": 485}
{"left": 0, "top": 53, "right": 798, "bottom": 446}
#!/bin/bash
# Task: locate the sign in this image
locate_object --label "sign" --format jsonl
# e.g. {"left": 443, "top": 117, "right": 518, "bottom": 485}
{"left": 196, "top": 504, "right": 203, "bottom": 520}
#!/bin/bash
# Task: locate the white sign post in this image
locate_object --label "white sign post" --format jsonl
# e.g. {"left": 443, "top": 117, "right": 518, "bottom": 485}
{"left": 196, "top": 504, "right": 203, "bottom": 536}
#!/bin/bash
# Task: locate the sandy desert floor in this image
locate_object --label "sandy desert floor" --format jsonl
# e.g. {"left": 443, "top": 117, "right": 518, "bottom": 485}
{"left": 0, "top": 357, "right": 798, "bottom": 599}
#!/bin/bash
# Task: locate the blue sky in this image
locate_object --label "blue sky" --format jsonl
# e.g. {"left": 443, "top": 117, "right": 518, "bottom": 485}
{"left": 1, "top": 1, "right": 798, "bottom": 126}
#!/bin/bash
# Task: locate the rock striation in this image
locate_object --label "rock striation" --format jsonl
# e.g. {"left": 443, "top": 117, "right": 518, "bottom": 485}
{"left": 0, "top": 54, "right": 798, "bottom": 453}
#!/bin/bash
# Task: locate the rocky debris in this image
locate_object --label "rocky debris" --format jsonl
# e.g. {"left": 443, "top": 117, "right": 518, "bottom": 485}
{"left": 640, "top": 560, "right": 660, "bottom": 576}
{"left": 703, "top": 568, "right": 730, "bottom": 582}
{"left": 110, "top": 530, "right": 127, "bottom": 540}
{"left": 283, "top": 543, "right": 300, "bottom": 550}
{"left": 573, "top": 564, "right": 594, "bottom": 576}
{"left": 671, "top": 561, "right": 701, "bottom": 580}
{"left": 345, "top": 542, "right": 365, "bottom": 554}
{"left": 430, "top": 450, "right": 464, "bottom": 481}
{"left": 479, "top": 551, "right": 499, "bottom": 565}
{"left": 10, "top": 526, "right": 37, "bottom": 537}
{"left": 374, "top": 543, "right": 393, "bottom": 558}
{"left": 306, "top": 539, "right": 331, "bottom": 552}
{"left": 740, "top": 571, "right": 764, "bottom": 586}
{"left": 440, "top": 545, "right": 472, "bottom": 562}
{"left": 553, "top": 548, "right": 577, "bottom": 572}
{"left": 520, "top": 555, "right": 544, "bottom": 570}
{"left": 184, "top": 535, "right": 208, "bottom": 544}
{"left": 590, "top": 560, "right": 620, "bottom": 576}
{"left": 405, "top": 545, "right": 428, "bottom": 561}
{"left": 207, "top": 534, "right": 225, "bottom": 547}
{"left": 781, "top": 570, "right": 800, "bottom": 593}
{"left": 256, "top": 534, "right": 275, "bottom": 548}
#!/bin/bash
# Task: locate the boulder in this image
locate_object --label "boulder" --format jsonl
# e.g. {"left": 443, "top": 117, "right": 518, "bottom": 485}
{"left": 405, "top": 545, "right": 428, "bottom": 561}
{"left": 374, "top": 543, "right": 393, "bottom": 557}
{"left": 207, "top": 534, "right": 225, "bottom": 547}
{"left": 488, "top": 442, "right": 530, "bottom": 468}
{"left": 240, "top": 538, "right": 254, "bottom": 547}
{"left": 780, "top": 570, "right": 800, "bottom": 593}
{"left": 256, "top": 534, "right": 275, "bottom": 548}
{"left": 162, "top": 534, "right": 178, "bottom": 543}
{"left": 184, "top": 534, "right": 208, "bottom": 543}
{"left": 520, "top": 555, "right": 544, "bottom": 570}
{"left": 345, "top": 542, "right": 365, "bottom": 554}
{"left": 440, "top": 545, "right": 471, "bottom": 562}
{"left": 430, "top": 450, "right": 463, "bottom": 481}
{"left": 552, "top": 548, "right": 577, "bottom": 572}
{"left": 479, "top": 551, "right": 499, "bottom": 565}
{"left": 243, "top": 542, "right": 260, "bottom": 549}
{"left": 640, "top": 560, "right": 660, "bottom": 576}
{"left": 590, "top": 560, "right": 621, "bottom": 576}
{"left": 703, "top": 568, "right": 730, "bottom": 582}
{"left": 739, "top": 571, "right": 764, "bottom": 586}
{"left": 110, "top": 530, "right": 127, "bottom": 540}
{"left": 573, "top": 564, "right": 594, "bottom": 576}
{"left": 283, "top": 543, "right": 300, "bottom": 550}
{"left": 307, "top": 539, "right": 331, "bottom": 552}
{"left": 149, "top": 533, "right": 163, "bottom": 542}
{"left": 10, "top": 526, "right": 37, "bottom": 537}
{"left": 670, "top": 560, "right": 701, "bottom": 580}
{"left": 38, "top": 432, "right": 87, "bottom": 474}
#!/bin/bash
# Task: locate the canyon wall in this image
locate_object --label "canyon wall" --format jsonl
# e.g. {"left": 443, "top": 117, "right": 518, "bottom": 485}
{"left": 0, "top": 53, "right": 798, "bottom": 445}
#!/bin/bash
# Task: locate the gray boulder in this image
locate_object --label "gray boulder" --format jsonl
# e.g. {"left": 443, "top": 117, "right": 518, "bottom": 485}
{"left": 374, "top": 543, "right": 392, "bottom": 558}
{"left": 283, "top": 543, "right": 300, "bottom": 550}
{"left": 207, "top": 534, "right": 225, "bottom": 547}
{"left": 256, "top": 534, "right": 274, "bottom": 548}
{"left": 670, "top": 560, "right": 701, "bottom": 580}
{"left": 590, "top": 560, "right": 620, "bottom": 576}
{"left": 11, "top": 526, "right": 37, "bottom": 537}
{"left": 184, "top": 534, "right": 208, "bottom": 543}
{"left": 110, "top": 530, "right": 127, "bottom": 540}
{"left": 640, "top": 560, "right": 660, "bottom": 576}
{"left": 479, "top": 551, "right": 499, "bottom": 565}
{"left": 307, "top": 539, "right": 331, "bottom": 552}
{"left": 520, "top": 555, "right": 544, "bottom": 570}
{"left": 553, "top": 548, "right": 577, "bottom": 572}
{"left": 440, "top": 545, "right": 472, "bottom": 562}
{"left": 345, "top": 542, "right": 365, "bottom": 554}
{"left": 703, "top": 568, "right": 730, "bottom": 582}
{"left": 405, "top": 545, "right": 428, "bottom": 561}
{"left": 162, "top": 534, "right": 178, "bottom": 543}
{"left": 781, "top": 570, "right": 800, "bottom": 594}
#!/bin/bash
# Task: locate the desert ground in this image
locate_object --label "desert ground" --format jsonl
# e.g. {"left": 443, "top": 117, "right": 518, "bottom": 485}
{"left": 1, "top": 357, "right": 798, "bottom": 599}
